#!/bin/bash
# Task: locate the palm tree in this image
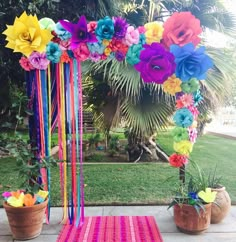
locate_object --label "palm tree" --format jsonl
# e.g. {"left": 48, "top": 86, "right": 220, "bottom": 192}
{"left": 82, "top": 0, "right": 236, "bottom": 162}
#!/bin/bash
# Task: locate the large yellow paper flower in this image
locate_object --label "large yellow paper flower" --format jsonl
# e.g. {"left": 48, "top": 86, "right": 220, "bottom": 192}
{"left": 198, "top": 188, "right": 217, "bottom": 203}
{"left": 173, "top": 140, "right": 193, "bottom": 156}
{"left": 163, "top": 75, "right": 182, "bottom": 95}
{"left": 144, "top": 22, "right": 163, "bottom": 44}
{"left": 7, "top": 193, "right": 24, "bottom": 207}
{"left": 3, "top": 12, "right": 53, "bottom": 57}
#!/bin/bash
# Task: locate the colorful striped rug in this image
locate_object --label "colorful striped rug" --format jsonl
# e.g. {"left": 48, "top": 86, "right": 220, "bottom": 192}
{"left": 57, "top": 216, "right": 163, "bottom": 242}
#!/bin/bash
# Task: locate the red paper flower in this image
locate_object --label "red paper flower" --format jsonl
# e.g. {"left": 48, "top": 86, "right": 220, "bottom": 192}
{"left": 169, "top": 153, "right": 188, "bottom": 167}
{"left": 163, "top": 12, "right": 202, "bottom": 48}
{"left": 176, "top": 99, "right": 184, "bottom": 109}
{"left": 60, "top": 51, "right": 71, "bottom": 63}
{"left": 19, "top": 56, "right": 35, "bottom": 71}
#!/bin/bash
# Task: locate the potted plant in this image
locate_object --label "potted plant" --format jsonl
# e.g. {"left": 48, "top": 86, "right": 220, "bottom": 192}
{"left": 208, "top": 167, "right": 231, "bottom": 224}
{"left": 169, "top": 165, "right": 217, "bottom": 234}
{"left": 1, "top": 134, "right": 56, "bottom": 240}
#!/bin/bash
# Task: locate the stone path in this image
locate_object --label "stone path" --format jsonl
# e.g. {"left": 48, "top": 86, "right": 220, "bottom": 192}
{"left": 1, "top": 206, "right": 236, "bottom": 242}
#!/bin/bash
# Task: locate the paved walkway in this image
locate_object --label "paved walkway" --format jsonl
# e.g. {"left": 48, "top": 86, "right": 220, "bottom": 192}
{"left": 1, "top": 205, "right": 236, "bottom": 242}
{"left": 205, "top": 124, "right": 236, "bottom": 139}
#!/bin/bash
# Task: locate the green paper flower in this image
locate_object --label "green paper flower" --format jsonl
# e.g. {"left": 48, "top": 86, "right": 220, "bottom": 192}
{"left": 181, "top": 78, "right": 200, "bottom": 93}
{"left": 171, "top": 127, "right": 189, "bottom": 142}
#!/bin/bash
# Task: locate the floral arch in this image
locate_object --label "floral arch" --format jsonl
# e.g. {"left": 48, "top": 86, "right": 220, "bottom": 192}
{"left": 3, "top": 11, "right": 213, "bottom": 225}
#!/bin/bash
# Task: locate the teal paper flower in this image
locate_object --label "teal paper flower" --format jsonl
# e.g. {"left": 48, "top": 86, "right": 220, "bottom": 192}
{"left": 46, "top": 42, "right": 62, "bottom": 63}
{"left": 87, "top": 42, "right": 105, "bottom": 55}
{"left": 54, "top": 22, "right": 72, "bottom": 41}
{"left": 126, "top": 44, "right": 143, "bottom": 65}
{"left": 95, "top": 16, "right": 114, "bottom": 40}
{"left": 173, "top": 108, "right": 194, "bottom": 128}
{"left": 193, "top": 90, "right": 203, "bottom": 106}
{"left": 181, "top": 78, "right": 200, "bottom": 93}
{"left": 171, "top": 127, "right": 189, "bottom": 142}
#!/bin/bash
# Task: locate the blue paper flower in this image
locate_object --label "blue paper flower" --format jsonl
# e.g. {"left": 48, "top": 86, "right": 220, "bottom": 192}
{"left": 193, "top": 90, "right": 203, "bottom": 106}
{"left": 126, "top": 44, "right": 143, "bottom": 65}
{"left": 188, "top": 192, "right": 198, "bottom": 200}
{"left": 95, "top": 16, "right": 114, "bottom": 40}
{"left": 170, "top": 43, "right": 213, "bottom": 82}
{"left": 87, "top": 42, "right": 105, "bottom": 55}
{"left": 36, "top": 195, "right": 45, "bottom": 204}
{"left": 139, "top": 34, "right": 146, "bottom": 45}
{"left": 54, "top": 22, "right": 72, "bottom": 41}
{"left": 46, "top": 42, "right": 62, "bottom": 63}
{"left": 173, "top": 108, "right": 194, "bottom": 128}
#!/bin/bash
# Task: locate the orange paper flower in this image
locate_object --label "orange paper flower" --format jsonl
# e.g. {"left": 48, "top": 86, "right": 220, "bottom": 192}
{"left": 60, "top": 51, "right": 70, "bottom": 63}
{"left": 23, "top": 194, "right": 36, "bottom": 207}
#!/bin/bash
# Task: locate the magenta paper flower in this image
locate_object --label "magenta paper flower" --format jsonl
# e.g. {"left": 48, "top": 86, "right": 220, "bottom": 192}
{"left": 135, "top": 43, "right": 176, "bottom": 84}
{"left": 188, "top": 105, "right": 199, "bottom": 119}
{"left": 123, "top": 26, "right": 140, "bottom": 46}
{"left": 59, "top": 39, "right": 71, "bottom": 51}
{"left": 73, "top": 43, "right": 90, "bottom": 61}
{"left": 2, "top": 191, "right": 12, "bottom": 199}
{"left": 90, "top": 52, "right": 101, "bottom": 62}
{"left": 19, "top": 56, "right": 35, "bottom": 71}
{"left": 29, "top": 52, "right": 50, "bottom": 70}
{"left": 59, "top": 15, "right": 97, "bottom": 50}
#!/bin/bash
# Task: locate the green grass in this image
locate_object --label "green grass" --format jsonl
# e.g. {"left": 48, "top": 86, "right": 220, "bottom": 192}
{"left": 1, "top": 133, "right": 236, "bottom": 206}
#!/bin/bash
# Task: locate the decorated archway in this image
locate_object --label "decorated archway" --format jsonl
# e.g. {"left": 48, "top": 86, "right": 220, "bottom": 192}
{"left": 3, "top": 11, "right": 213, "bottom": 228}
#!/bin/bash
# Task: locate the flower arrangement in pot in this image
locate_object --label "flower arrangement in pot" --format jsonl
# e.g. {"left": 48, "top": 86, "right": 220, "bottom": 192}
{"left": 169, "top": 164, "right": 217, "bottom": 234}
{"left": 1, "top": 134, "right": 56, "bottom": 240}
{"left": 208, "top": 166, "right": 231, "bottom": 224}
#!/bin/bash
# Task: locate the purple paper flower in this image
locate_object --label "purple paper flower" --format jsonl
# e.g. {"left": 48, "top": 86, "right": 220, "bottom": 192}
{"left": 29, "top": 52, "right": 50, "bottom": 70}
{"left": 115, "top": 51, "right": 125, "bottom": 62}
{"left": 90, "top": 52, "right": 101, "bottom": 62}
{"left": 59, "top": 15, "right": 97, "bottom": 50}
{"left": 134, "top": 43, "right": 176, "bottom": 84}
{"left": 170, "top": 43, "right": 213, "bottom": 82}
{"left": 113, "top": 17, "right": 129, "bottom": 39}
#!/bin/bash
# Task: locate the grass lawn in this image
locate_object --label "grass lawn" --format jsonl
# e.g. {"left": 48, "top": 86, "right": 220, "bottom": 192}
{"left": 0, "top": 132, "right": 235, "bottom": 206}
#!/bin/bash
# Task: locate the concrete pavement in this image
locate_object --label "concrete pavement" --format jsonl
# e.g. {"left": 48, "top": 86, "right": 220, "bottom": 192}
{"left": 1, "top": 205, "right": 236, "bottom": 242}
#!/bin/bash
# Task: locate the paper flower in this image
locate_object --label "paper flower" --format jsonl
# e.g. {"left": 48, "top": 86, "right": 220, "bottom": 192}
{"left": 115, "top": 51, "right": 126, "bottom": 62}
{"left": 169, "top": 153, "right": 188, "bottom": 167}
{"left": 188, "top": 105, "right": 199, "bottom": 119}
{"left": 37, "top": 190, "right": 49, "bottom": 199}
{"left": 176, "top": 99, "right": 184, "bottom": 109}
{"left": 36, "top": 195, "right": 45, "bottom": 204}
{"left": 139, "top": 34, "right": 146, "bottom": 45}
{"left": 123, "top": 26, "right": 140, "bottom": 46}
{"left": 60, "top": 15, "right": 97, "bottom": 49}
{"left": 171, "top": 127, "right": 189, "bottom": 142}
{"left": 59, "top": 39, "right": 71, "bottom": 50}
{"left": 180, "top": 94, "right": 194, "bottom": 107}
{"left": 198, "top": 188, "right": 217, "bottom": 203}
{"left": 188, "top": 127, "right": 198, "bottom": 143}
{"left": 181, "top": 78, "right": 200, "bottom": 93}
{"left": 87, "top": 21, "right": 97, "bottom": 33}
{"left": 193, "top": 90, "right": 203, "bottom": 106}
{"left": 73, "top": 43, "right": 90, "bottom": 61}
{"left": 108, "top": 38, "right": 128, "bottom": 53}
{"left": 163, "top": 12, "right": 202, "bottom": 48}
{"left": 87, "top": 42, "right": 105, "bottom": 55}
{"left": 173, "top": 108, "right": 194, "bottom": 128}
{"left": 144, "top": 22, "right": 163, "bottom": 44}
{"left": 2, "top": 191, "right": 12, "bottom": 199}
{"left": 138, "top": 26, "right": 146, "bottom": 34}
{"left": 113, "top": 16, "right": 129, "bottom": 39}
{"left": 95, "top": 16, "right": 114, "bottom": 40}
{"left": 46, "top": 42, "right": 62, "bottom": 63}
{"left": 7, "top": 192, "right": 24, "bottom": 207}
{"left": 19, "top": 56, "right": 35, "bottom": 71}
{"left": 173, "top": 140, "right": 193, "bottom": 156}
{"left": 39, "top": 17, "right": 55, "bottom": 31}
{"left": 135, "top": 43, "right": 176, "bottom": 84}
{"left": 90, "top": 52, "right": 101, "bottom": 62}
{"left": 3, "top": 12, "right": 53, "bottom": 57}
{"left": 23, "top": 194, "right": 36, "bottom": 207}
{"left": 60, "top": 51, "right": 71, "bottom": 63}
{"left": 126, "top": 44, "right": 143, "bottom": 65}
{"left": 170, "top": 43, "right": 213, "bottom": 82}
{"left": 54, "top": 22, "right": 72, "bottom": 41}
{"left": 29, "top": 52, "right": 50, "bottom": 70}
{"left": 163, "top": 75, "right": 182, "bottom": 95}
{"left": 104, "top": 47, "right": 112, "bottom": 56}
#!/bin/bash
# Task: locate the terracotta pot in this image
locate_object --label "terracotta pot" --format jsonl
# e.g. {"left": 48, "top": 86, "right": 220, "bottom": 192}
{"left": 3, "top": 199, "right": 48, "bottom": 240}
{"left": 211, "top": 186, "right": 231, "bottom": 224}
{"left": 174, "top": 203, "right": 211, "bottom": 234}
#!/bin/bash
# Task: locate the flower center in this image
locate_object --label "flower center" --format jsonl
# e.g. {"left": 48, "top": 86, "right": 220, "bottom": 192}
{"left": 19, "top": 32, "right": 31, "bottom": 42}
{"left": 78, "top": 30, "right": 86, "bottom": 40}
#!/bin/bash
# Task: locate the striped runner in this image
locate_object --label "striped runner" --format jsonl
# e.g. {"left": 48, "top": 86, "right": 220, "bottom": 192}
{"left": 57, "top": 216, "right": 163, "bottom": 242}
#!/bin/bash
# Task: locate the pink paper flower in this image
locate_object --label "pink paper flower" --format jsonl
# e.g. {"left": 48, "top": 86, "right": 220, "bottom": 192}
{"left": 138, "top": 26, "right": 146, "bottom": 34}
{"left": 59, "top": 39, "right": 71, "bottom": 51}
{"left": 188, "top": 105, "right": 199, "bottom": 119}
{"left": 90, "top": 52, "right": 101, "bottom": 62}
{"left": 73, "top": 43, "right": 90, "bottom": 61}
{"left": 188, "top": 127, "right": 198, "bottom": 143}
{"left": 87, "top": 21, "right": 97, "bottom": 33}
{"left": 123, "top": 26, "right": 140, "bottom": 46}
{"left": 180, "top": 94, "right": 194, "bottom": 107}
{"left": 2, "top": 191, "right": 12, "bottom": 198}
{"left": 19, "top": 56, "right": 35, "bottom": 71}
{"left": 29, "top": 52, "right": 50, "bottom": 70}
